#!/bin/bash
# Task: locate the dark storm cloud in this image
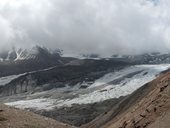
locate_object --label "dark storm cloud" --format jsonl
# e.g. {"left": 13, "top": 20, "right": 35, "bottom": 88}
{"left": 0, "top": 0, "right": 170, "bottom": 56}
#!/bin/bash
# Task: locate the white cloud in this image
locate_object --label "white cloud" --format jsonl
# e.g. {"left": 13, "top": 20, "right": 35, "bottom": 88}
{"left": 0, "top": 0, "right": 170, "bottom": 56}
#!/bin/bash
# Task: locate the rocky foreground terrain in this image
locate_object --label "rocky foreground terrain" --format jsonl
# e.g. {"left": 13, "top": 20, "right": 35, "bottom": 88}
{"left": 82, "top": 69, "right": 170, "bottom": 128}
{"left": 0, "top": 104, "right": 75, "bottom": 128}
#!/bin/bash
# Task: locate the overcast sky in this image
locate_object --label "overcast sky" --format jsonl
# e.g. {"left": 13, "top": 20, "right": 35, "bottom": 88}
{"left": 0, "top": 0, "right": 170, "bottom": 56}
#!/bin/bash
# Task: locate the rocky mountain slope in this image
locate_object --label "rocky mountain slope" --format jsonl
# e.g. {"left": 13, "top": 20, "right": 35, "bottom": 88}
{"left": 0, "top": 104, "right": 74, "bottom": 128}
{"left": 0, "top": 46, "right": 73, "bottom": 77}
{"left": 0, "top": 46, "right": 62, "bottom": 62}
{"left": 81, "top": 69, "right": 170, "bottom": 128}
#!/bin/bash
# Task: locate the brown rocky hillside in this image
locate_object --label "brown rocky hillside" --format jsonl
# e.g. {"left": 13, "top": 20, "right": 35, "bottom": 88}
{"left": 0, "top": 104, "right": 75, "bottom": 128}
{"left": 82, "top": 70, "right": 170, "bottom": 128}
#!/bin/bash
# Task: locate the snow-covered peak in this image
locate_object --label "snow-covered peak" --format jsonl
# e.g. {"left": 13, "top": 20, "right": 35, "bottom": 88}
{"left": 15, "top": 48, "right": 35, "bottom": 61}
{"left": 0, "top": 46, "right": 62, "bottom": 62}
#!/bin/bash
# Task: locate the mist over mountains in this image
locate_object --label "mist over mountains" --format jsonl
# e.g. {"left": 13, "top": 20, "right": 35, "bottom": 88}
{"left": 0, "top": 0, "right": 170, "bottom": 56}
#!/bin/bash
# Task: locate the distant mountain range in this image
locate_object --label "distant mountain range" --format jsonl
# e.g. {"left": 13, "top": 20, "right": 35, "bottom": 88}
{"left": 111, "top": 52, "right": 170, "bottom": 64}
{"left": 0, "top": 46, "right": 74, "bottom": 77}
{"left": 1, "top": 45, "right": 170, "bottom": 79}
{"left": 1, "top": 45, "right": 170, "bottom": 64}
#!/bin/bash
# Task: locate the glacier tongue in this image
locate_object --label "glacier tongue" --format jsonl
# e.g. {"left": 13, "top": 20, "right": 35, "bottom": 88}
{"left": 52, "top": 64, "right": 170, "bottom": 107}
{"left": 5, "top": 64, "right": 170, "bottom": 110}
{"left": 89, "top": 64, "right": 169, "bottom": 88}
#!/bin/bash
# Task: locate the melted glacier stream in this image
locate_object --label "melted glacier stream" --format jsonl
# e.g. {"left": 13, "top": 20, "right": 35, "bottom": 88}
{"left": 2, "top": 64, "right": 170, "bottom": 126}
